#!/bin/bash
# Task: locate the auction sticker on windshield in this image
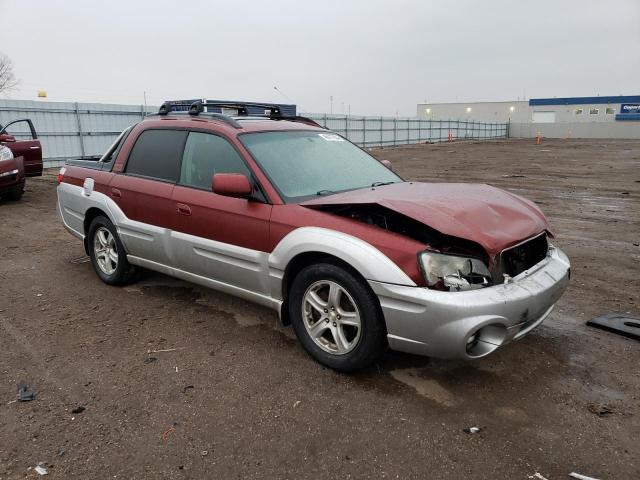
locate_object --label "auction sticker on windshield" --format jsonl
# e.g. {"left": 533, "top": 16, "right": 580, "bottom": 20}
{"left": 318, "top": 133, "right": 345, "bottom": 142}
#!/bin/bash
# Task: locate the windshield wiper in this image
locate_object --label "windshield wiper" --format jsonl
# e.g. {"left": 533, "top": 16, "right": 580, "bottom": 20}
{"left": 316, "top": 189, "right": 336, "bottom": 196}
{"left": 371, "top": 181, "right": 395, "bottom": 187}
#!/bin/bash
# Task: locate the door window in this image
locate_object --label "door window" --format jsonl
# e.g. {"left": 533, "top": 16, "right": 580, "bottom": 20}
{"left": 125, "top": 129, "right": 187, "bottom": 182}
{"left": 0, "top": 119, "right": 37, "bottom": 139}
{"left": 179, "top": 132, "right": 250, "bottom": 190}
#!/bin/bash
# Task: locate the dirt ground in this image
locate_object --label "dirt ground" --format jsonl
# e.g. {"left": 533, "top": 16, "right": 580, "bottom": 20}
{"left": 0, "top": 139, "right": 638, "bottom": 479}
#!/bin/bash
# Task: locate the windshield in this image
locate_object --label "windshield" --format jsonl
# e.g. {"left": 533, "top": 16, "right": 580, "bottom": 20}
{"left": 240, "top": 131, "right": 402, "bottom": 202}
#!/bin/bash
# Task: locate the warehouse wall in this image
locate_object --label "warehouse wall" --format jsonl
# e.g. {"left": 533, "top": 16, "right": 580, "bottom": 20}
{"left": 508, "top": 122, "right": 640, "bottom": 139}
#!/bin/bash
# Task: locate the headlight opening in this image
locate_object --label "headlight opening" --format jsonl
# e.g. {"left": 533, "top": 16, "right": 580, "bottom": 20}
{"left": 419, "top": 251, "right": 492, "bottom": 292}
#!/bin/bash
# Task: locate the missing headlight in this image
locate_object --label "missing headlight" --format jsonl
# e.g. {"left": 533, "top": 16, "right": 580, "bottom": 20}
{"left": 419, "top": 251, "right": 492, "bottom": 291}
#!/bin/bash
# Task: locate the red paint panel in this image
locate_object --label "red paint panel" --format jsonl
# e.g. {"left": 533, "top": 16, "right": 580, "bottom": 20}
{"left": 4, "top": 139, "right": 42, "bottom": 176}
{"left": 172, "top": 185, "right": 272, "bottom": 252}
{"left": 109, "top": 175, "right": 176, "bottom": 230}
{"left": 269, "top": 204, "right": 427, "bottom": 285}
{"left": 0, "top": 155, "right": 25, "bottom": 192}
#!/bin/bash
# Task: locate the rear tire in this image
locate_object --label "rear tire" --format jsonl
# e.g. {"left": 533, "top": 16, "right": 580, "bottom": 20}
{"left": 87, "top": 216, "right": 138, "bottom": 285}
{"left": 288, "top": 262, "right": 387, "bottom": 372}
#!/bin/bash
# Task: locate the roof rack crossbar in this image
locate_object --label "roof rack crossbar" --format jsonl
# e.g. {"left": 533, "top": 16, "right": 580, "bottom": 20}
{"left": 157, "top": 101, "right": 242, "bottom": 129}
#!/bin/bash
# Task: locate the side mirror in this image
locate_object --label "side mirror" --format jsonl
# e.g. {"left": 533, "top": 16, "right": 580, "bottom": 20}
{"left": 380, "top": 159, "right": 393, "bottom": 170}
{"left": 0, "top": 134, "right": 16, "bottom": 142}
{"left": 212, "top": 173, "right": 253, "bottom": 199}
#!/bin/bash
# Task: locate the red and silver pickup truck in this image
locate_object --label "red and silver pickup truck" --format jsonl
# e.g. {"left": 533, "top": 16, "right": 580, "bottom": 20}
{"left": 56, "top": 100, "right": 570, "bottom": 371}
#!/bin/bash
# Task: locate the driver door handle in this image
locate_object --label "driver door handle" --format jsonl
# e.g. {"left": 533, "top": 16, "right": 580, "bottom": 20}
{"left": 176, "top": 203, "right": 192, "bottom": 216}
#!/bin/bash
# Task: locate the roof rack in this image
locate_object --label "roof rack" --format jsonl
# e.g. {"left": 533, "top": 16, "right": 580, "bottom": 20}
{"left": 157, "top": 101, "right": 242, "bottom": 128}
{"left": 156, "top": 99, "right": 323, "bottom": 128}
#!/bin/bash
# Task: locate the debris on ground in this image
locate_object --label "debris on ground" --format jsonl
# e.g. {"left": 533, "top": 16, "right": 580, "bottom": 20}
{"left": 161, "top": 425, "right": 176, "bottom": 443}
{"left": 201, "top": 450, "right": 208, "bottom": 456}
{"left": 527, "top": 473, "right": 549, "bottom": 480}
{"left": 71, "top": 406, "right": 86, "bottom": 414}
{"left": 502, "top": 174, "right": 526, "bottom": 178}
{"left": 69, "top": 255, "right": 90, "bottom": 264}
{"left": 17, "top": 382, "right": 36, "bottom": 402}
{"left": 143, "top": 356, "right": 158, "bottom": 364}
{"left": 34, "top": 464, "right": 48, "bottom": 475}
{"left": 569, "top": 472, "right": 601, "bottom": 480}
{"left": 463, "top": 426, "right": 481, "bottom": 434}
{"left": 147, "top": 347, "right": 181, "bottom": 354}
{"left": 586, "top": 313, "right": 640, "bottom": 340}
{"left": 293, "top": 400, "right": 301, "bottom": 408}
{"left": 58, "top": 447, "right": 65, "bottom": 457}
{"left": 587, "top": 402, "right": 614, "bottom": 417}
{"left": 182, "top": 385, "right": 194, "bottom": 394}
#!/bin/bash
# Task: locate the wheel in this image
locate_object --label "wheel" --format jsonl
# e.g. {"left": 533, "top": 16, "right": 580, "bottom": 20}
{"left": 288, "top": 262, "right": 387, "bottom": 372}
{"left": 87, "top": 216, "right": 138, "bottom": 285}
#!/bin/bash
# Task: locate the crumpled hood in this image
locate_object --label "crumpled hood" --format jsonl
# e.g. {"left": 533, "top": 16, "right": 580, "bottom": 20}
{"left": 301, "top": 182, "right": 551, "bottom": 258}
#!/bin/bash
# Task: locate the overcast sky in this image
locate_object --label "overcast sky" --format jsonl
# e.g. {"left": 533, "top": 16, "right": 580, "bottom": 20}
{"left": 1, "top": 0, "right": 639, "bottom": 116}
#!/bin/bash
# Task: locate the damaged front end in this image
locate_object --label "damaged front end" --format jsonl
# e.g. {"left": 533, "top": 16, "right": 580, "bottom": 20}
{"left": 308, "top": 203, "right": 551, "bottom": 292}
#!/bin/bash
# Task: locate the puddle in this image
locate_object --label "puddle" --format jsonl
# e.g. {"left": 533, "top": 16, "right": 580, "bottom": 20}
{"left": 390, "top": 368, "right": 457, "bottom": 407}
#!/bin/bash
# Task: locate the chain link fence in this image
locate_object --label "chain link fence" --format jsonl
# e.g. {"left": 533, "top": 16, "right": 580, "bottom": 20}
{"left": 305, "top": 113, "right": 507, "bottom": 147}
{"left": 0, "top": 100, "right": 508, "bottom": 167}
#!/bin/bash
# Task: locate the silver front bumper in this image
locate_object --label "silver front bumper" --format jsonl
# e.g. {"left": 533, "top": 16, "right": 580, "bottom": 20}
{"left": 369, "top": 246, "right": 570, "bottom": 359}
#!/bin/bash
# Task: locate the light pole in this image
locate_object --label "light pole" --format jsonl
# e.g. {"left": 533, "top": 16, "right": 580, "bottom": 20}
{"left": 273, "top": 86, "right": 293, "bottom": 103}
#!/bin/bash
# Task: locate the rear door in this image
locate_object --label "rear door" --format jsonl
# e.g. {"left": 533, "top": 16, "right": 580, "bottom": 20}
{"left": 0, "top": 119, "right": 42, "bottom": 176}
{"left": 171, "top": 131, "right": 272, "bottom": 295}
{"left": 108, "top": 128, "right": 187, "bottom": 267}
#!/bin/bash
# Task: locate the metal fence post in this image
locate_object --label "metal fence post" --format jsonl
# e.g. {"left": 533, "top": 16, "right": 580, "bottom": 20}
{"left": 323, "top": 113, "right": 327, "bottom": 128}
{"left": 74, "top": 102, "right": 86, "bottom": 158}
{"left": 140, "top": 104, "right": 145, "bottom": 119}
{"left": 362, "top": 116, "right": 366, "bottom": 147}
{"left": 380, "top": 116, "right": 383, "bottom": 146}
{"left": 345, "top": 114, "right": 349, "bottom": 140}
{"left": 393, "top": 118, "right": 397, "bottom": 146}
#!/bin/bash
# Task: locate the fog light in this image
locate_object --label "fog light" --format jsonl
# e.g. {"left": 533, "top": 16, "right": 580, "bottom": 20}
{"left": 465, "top": 324, "right": 508, "bottom": 358}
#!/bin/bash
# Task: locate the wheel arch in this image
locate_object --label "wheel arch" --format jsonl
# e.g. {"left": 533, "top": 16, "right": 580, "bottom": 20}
{"left": 270, "top": 227, "right": 416, "bottom": 325}
{"left": 280, "top": 251, "right": 368, "bottom": 326}
{"left": 83, "top": 207, "right": 112, "bottom": 254}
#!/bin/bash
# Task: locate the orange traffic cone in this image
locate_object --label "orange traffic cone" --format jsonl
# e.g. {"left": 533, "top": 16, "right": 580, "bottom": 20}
{"left": 448, "top": 130, "right": 454, "bottom": 143}
{"left": 535, "top": 132, "right": 542, "bottom": 145}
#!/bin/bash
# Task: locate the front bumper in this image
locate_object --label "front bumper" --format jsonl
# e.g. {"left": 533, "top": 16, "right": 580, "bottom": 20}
{"left": 369, "top": 245, "right": 570, "bottom": 359}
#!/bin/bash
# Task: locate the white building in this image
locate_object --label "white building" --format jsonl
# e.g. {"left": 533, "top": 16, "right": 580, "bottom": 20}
{"left": 416, "top": 96, "right": 640, "bottom": 138}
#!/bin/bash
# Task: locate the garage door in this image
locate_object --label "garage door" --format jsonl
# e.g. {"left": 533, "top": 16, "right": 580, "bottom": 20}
{"left": 531, "top": 111, "right": 556, "bottom": 123}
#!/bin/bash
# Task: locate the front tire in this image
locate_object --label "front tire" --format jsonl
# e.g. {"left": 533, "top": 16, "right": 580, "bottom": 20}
{"left": 288, "top": 262, "right": 387, "bottom": 372}
{"left": 87, "top": 216, "right": 138, "bottom": 285}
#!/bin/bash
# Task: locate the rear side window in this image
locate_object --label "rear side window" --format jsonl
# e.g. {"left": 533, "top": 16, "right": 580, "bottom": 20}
{"left": 125, "top": 129, "right": 187, "bottom": 182}
{"left": 179, "top": 132, "right": 250, "bottom": 190}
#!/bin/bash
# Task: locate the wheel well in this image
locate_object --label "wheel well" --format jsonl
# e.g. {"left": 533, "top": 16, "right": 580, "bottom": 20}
{"left": 82, "top": 207, "right": 108, "bottom": 254}
{"left": 280, "top": 252, "right": 370, "bottom": 326}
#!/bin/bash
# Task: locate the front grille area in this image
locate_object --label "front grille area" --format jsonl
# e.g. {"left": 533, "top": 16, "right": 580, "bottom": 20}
{"left": 500, "top": 233, "right": 548, "bottom": 278}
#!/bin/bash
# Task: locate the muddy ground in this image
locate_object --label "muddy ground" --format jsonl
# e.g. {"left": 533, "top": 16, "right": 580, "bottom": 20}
{"left": 0, "top": 139, "right": 638, "bottom": 479}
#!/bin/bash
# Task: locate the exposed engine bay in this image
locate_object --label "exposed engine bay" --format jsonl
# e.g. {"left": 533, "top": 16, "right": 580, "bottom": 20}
{"left": 312, "top": 203, "right": 549, "bottom": 290}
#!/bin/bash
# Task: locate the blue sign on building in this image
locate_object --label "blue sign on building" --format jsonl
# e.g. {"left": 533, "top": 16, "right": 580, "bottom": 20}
{"left": 620, "top": 103, "right": 640, "bottom": 114}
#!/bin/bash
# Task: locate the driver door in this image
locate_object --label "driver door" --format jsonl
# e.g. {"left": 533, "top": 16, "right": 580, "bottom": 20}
{"left": 171, "top": 131, "right": 272, "bottom": 295}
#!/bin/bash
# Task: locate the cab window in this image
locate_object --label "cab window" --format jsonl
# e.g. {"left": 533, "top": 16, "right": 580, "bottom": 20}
{"left": 179, "top": 132, "right": 250, "bottom": 190}
{"left": 125, "top": 129, "right": 187, "bottom": 182}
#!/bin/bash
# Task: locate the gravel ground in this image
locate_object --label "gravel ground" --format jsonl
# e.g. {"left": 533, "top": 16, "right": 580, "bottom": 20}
{"left": 0, "top": 139, "right": 638, "bottom": 479}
